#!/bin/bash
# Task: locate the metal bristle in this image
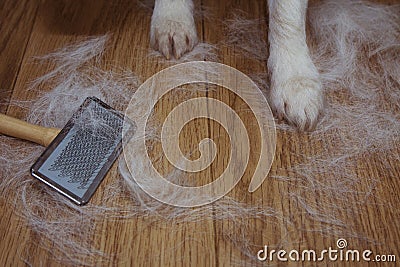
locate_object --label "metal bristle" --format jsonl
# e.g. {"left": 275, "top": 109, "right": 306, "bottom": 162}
{"left": 48, "top": 101, "right": 123, "bottom": 189}
{"left": 31, "top": 97, "right": 133, "bottom": 205}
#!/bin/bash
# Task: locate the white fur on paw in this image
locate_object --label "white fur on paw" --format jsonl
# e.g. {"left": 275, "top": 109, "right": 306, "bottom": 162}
{"left": 150, "top": 1, "right": 198, "bottom": 59}
{"left": 270, "top": 77, "right": 324, "bottom": 131}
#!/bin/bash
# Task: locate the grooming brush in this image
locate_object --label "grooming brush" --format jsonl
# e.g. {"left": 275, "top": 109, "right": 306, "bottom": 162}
{"left": 0, "top": 97, "right": 134, "bottom": 205}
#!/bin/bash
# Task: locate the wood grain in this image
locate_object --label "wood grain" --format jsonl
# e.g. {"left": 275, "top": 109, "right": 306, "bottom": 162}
{"left": 0, "top": 0, "right": 39, "bottom": 113}
{"left": 0, "top": 0, "right": 399, "bottom": 266}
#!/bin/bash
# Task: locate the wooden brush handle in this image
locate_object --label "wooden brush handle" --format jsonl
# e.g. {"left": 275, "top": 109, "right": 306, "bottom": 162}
{"left": 0, "top": 113, "right": 61, "bottom": 147}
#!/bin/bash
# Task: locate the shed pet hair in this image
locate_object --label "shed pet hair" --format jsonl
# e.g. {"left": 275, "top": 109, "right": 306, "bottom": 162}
{"left": 223, "top": 0, "right": 400, "bottom": 209}
{"left": 0, "top": 0, "right": 399, "bottom": 265}
{"left": 1, "top": 35, "right": 279, "bottom": 265}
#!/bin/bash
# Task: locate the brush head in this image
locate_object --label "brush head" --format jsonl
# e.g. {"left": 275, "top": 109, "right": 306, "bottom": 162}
{"left": 31, "top": 97, "right": 134, "bottom": 205}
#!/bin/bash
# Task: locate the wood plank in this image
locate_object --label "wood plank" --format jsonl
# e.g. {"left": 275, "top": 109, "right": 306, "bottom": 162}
{"left": 1, "top": 0, "right": 217, "bottom": 266}
{"left": 0, "top": 0, "right": 399, "bottom": 266}
{"left": 0, "top": 0, "right": 39, "bottom": 113}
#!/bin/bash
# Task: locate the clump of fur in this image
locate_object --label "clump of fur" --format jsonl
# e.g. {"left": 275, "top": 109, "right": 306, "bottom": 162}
{"left": 223, "top": 12, "right": 268, "bottom": 62}
{"left": 148, "top": 42, "right": 219, "bottom": 63}
{"left": 220, "top": 0, "right": 400, "bottom": 243}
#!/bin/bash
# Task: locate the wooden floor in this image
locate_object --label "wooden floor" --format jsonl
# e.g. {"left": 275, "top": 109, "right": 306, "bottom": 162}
{"left": 0, "top": 0, "right": 399, "bottom": 266}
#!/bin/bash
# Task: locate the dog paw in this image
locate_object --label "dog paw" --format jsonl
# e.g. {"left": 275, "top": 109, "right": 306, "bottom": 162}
{"left": 270, "top": 77, "right": 324, "bottom": 131}
{"left": 150, "top": 1, "right": 198, "bottom": 59}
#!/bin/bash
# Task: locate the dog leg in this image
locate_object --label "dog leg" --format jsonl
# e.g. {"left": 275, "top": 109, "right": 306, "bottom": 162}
{"left": 151, "top": 0, "right": 198, "bottom": 59}
{"left": 268, "top": 0, "right": 323, "bottom": 130}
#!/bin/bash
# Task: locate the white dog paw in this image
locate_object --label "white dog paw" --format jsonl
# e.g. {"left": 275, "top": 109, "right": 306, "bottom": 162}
{"left": 270, "top": 77, "right": 324, "bottom": 131}
{"left": 150, "top": 1, "right": 198, "bottom": 59}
